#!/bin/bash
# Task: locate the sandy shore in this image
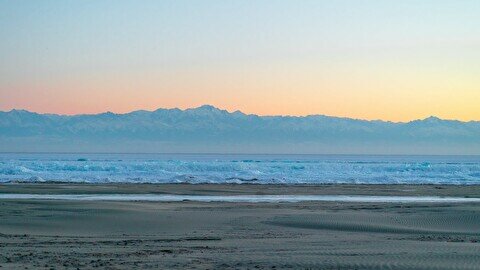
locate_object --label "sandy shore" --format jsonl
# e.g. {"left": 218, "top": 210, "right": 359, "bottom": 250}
{"left": 1, "top": 184, "right": 480, "bottom": 269}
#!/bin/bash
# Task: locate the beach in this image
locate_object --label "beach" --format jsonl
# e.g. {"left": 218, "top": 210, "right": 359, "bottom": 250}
{"left": 1, "top": 184, "right": 480, "bottom": 269}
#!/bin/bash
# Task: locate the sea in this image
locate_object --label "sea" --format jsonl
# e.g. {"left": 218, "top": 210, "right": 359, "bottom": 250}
{"left": 1, "top": 153, "right": 479, "bottom": 185}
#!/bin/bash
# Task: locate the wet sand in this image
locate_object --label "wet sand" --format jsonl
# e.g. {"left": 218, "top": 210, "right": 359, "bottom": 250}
{"left": 1, "top": 184, "right": 480, "bottom": 269}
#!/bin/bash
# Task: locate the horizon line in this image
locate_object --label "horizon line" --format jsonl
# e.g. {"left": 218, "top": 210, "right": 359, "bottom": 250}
{"left": 1, "top": 151, "right": 480, "bottom": 157}
{"left": 1, "top": 104, "right": 479, "bottom": 124}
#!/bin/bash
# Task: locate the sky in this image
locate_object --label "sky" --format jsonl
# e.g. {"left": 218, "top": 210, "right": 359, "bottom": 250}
{"left": 0, "top": 0, "right": 479, "bottom": 122}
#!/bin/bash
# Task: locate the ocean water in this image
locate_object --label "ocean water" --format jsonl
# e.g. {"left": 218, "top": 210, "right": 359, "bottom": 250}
{"left": 0, "top": 153, "right": 479, "bottom": 185}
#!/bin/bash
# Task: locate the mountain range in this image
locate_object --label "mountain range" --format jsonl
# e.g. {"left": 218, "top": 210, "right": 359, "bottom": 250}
{"left": 1, "top": 105, "right": 479, "bottom": 154}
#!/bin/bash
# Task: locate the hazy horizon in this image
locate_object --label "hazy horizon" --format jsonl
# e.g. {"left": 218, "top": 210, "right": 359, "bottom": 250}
{"left": 2, "top": 104, "right": 479, "bottom": 124}
{"left": 2, "top": 104, "right": 480, "bottom": 155}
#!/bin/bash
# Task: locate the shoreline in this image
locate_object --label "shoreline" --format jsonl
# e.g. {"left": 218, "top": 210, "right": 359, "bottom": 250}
{"left": 2, "top": 183, "right": 480, "bottom": 197}
{"left": 2, "top": 193, "right": 480, "bottom": 203}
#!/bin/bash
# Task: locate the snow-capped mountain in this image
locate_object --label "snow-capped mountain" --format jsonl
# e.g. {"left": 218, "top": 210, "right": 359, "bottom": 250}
{"left": 1, "top": 105, "right": 479, "bottom": 154}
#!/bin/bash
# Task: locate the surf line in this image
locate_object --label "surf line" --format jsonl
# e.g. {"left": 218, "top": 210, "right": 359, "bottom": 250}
{"left": 1, "top": 194, "right": 480, "bottom": 203}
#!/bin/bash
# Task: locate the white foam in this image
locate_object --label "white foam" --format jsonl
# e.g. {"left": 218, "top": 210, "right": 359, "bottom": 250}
{"left": 1, "top": 194, "right": 479, "bottom": 203}
{"left": 1, "top": 154, "right": 480, "bottom": 184}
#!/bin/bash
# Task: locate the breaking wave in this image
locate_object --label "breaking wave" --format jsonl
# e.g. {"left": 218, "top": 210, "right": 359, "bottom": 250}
{"left": 0, "top": 153, "right": 479, "bottom": 184}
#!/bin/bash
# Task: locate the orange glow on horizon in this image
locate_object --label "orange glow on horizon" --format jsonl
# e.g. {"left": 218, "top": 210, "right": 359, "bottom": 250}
{"left": 1, "top": 60, "right": 479, "bottom": 122}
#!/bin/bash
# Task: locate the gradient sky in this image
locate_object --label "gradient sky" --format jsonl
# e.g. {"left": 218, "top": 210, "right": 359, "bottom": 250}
{"left": 1, "top": 0, "right": 479, "bottom": 121}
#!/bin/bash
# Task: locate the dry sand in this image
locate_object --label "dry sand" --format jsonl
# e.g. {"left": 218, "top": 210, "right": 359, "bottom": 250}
{"left": 0, "top": 184, "right": 480, "bottom": 269}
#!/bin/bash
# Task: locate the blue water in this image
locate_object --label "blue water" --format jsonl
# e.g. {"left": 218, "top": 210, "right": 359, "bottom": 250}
{"left": 0, "top": 153, "right": 479, "bottom": 184}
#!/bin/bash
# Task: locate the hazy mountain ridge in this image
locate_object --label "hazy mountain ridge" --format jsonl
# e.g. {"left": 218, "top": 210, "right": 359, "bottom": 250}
{"left": 1, "top": 105, "right": 479, "bottom": 154}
